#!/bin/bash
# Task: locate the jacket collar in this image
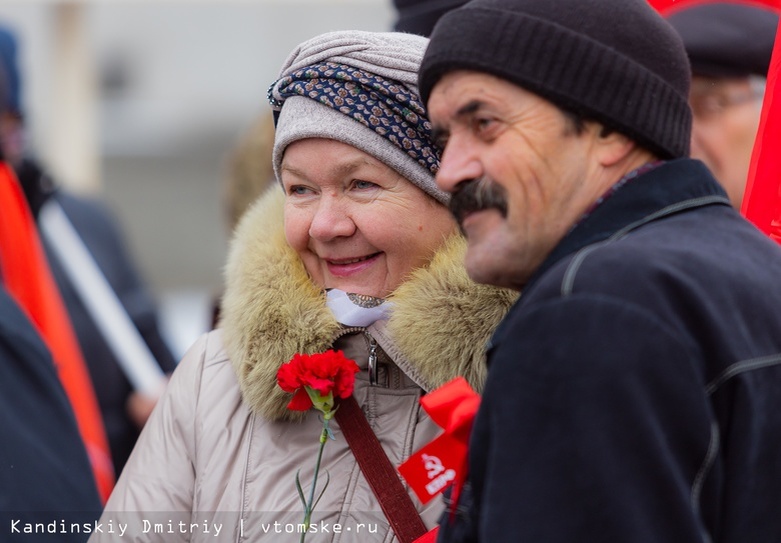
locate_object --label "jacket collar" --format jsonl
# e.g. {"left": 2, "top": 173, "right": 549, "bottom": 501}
{"left": 219, "top": 188, "right": 517, "bottom": 420}
{"left": 525, "top": 158, "right": 732, "bottom": 291}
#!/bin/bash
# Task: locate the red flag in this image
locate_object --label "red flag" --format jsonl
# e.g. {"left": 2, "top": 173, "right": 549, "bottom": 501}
{"left": 742, "top": 19, "right": 781, "bottom": 239}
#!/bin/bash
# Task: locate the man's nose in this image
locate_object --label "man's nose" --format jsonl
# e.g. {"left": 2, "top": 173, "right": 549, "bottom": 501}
{"left": 436, "top": 137, "right": 484, "bottom": 194}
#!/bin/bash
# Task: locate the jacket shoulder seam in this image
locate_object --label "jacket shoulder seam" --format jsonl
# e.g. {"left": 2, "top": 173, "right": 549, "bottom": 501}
{"left": 705, "top": 353, "right": 781, "bottom": 396}
{"left": 561, "top": 195, "right": 729, "bottom": 297}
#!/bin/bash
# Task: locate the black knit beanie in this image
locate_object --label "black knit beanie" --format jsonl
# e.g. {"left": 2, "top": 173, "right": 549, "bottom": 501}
{"left": 419, "top": 0, "right": 692, "bottom": 159}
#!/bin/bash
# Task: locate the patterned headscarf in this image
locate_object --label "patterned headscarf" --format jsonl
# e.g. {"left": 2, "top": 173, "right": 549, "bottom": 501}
{"left": 268, "top": 31, "right": 447, "bottom": 204}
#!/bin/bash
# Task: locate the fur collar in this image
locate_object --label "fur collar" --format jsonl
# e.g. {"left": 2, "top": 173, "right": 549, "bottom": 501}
{"left": 220, "top": 187, "right": 518, "bottom": 421}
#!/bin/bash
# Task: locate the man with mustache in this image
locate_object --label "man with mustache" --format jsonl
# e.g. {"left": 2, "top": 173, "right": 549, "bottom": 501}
{"left": 419, "top": 0, "right": 781, "bottom": 541}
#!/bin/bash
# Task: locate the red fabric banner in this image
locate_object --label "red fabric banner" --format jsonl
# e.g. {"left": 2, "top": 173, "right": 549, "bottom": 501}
{"left": 648, "top": 0, "right": 781, "bottom": 240}
{"left": 742, "top": 21, "right": 781, "bottom": 240}
{"left": 0, "top": 163, "right": 114, "bottom": 502}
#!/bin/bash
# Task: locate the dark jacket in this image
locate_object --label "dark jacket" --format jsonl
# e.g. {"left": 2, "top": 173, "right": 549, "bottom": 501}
{"left": 0, "top": 287, "right": 102, "bottom": 541}
{"left": 440, "top": 159, "right": 781, "bottom": 543}
{"left": 17, "top": 158, "right": 177, "bottom": 474}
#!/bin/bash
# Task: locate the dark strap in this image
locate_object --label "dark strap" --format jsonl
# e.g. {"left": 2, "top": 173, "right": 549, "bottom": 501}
{"left": 335, "top": 395, "right": 428, "bottom": 543}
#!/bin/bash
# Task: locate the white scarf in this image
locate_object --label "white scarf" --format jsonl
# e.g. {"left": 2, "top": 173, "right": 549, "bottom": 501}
{"left": 326, "top": 289, "right": 392, "bottom": 327}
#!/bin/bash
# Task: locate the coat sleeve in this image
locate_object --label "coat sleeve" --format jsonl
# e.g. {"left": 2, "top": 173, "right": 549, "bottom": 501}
{"left": 470, "top": 294, "right": 715, "bottom": 543}
{"left": 0, "top": 288, "right": 102, "bottom": 541}
{"left": 91, "top": 334, "right": 208, "bottom": 543}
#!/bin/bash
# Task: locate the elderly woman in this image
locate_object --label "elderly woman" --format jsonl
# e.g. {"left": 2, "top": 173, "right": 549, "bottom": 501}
{"left": 93, "top": 31, "right": 515, "bottom": 542}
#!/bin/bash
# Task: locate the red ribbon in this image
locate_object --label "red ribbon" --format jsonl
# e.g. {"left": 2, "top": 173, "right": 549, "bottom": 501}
{"left": 398, "top": 377, "right": 480, "bottom": 508}
{"left": 413, "top": 526, "right": 439, "bottom": 543}
{"left": 648, "top": 0, "right": 781, "bottom": 241}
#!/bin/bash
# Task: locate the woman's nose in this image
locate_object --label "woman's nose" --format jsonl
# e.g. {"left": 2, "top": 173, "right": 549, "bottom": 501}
{"left": 308, "top": 196, "right": 356, "bottom": 241}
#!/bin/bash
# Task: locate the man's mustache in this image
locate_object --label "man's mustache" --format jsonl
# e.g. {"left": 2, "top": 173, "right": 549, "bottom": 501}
{"left": 448, "top": 177, "right": 508, "bottom": 230}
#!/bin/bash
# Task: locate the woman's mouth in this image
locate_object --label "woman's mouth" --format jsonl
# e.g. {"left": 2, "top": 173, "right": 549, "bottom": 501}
{"left": 325, "top": 253, "right": 381, "bottom": 276}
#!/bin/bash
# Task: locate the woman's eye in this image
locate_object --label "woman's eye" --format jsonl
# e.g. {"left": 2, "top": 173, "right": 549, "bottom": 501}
{"left": 288, "top": 185, "right": 312, "bottom": 196}
{"left": 353, "top": 180, "right": 378, "bottom": 190}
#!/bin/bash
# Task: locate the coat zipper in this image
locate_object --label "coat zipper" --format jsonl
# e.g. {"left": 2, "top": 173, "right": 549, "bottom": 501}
{"left": 366, "top": 333, "right": 378, "bottom": 386}
{"left": 332, "top": 326, "right": 380, "bottom": 387}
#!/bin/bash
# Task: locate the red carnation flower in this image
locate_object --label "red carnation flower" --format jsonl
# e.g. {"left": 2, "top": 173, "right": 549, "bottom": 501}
{"left": 276, "top": 349, "right": 360, "bottom": 540}
{"left": 276, "top": 350, "right": 359, "bottom": 412}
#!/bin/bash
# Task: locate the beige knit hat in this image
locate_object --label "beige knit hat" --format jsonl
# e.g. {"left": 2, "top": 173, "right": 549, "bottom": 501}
{"left": 268, "top": 30, "right": 448, "bottom": 204}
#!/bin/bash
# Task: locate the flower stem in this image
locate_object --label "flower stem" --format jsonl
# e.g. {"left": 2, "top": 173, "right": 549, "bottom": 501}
{"left": 300, "top": 420, "right": 330, "bottom": 543}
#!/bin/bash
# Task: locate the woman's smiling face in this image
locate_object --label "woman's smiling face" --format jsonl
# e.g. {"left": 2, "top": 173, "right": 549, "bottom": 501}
{"left": 281, "top": 138, "right": 456, "bottom": 298}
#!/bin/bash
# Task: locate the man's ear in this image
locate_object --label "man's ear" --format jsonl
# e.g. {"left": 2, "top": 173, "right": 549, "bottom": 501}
{"left": 594, "top": 125, "right": 637, "bottom": 167}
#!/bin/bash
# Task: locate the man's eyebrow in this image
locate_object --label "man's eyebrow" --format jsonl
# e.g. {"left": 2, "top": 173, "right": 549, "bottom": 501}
{"left": 456, "top": 99, "right": 484, "bottom": 118}
{"left": 431, "top": 99, "right": 486, "bottom": 144}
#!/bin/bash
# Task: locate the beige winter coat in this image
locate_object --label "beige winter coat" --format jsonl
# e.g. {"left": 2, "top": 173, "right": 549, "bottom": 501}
{"left": 92, "top": 188, "right": 516, "bottom": 543}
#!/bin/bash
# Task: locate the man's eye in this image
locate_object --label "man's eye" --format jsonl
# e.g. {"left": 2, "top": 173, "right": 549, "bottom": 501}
{"left": 473, "top": 117, "right": 497, "bottom": 137}
{"left": 476, "top": 117, "right": 493, "bottom": 130}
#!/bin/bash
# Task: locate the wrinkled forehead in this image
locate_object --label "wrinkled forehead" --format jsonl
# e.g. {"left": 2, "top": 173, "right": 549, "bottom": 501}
{"left": 429, "top": 71, "right": 525, "bottom": 113}
{"left": 427, "top": 70, "right": 555, "bottom": 132}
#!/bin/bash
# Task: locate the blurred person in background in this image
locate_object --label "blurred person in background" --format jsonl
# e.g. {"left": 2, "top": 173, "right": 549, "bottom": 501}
{"left": 0, "top": 35, "right": 113, "bottom": 504}
{"left": 1, "top": 59, "right": 103, "bottom": 528}
{"left": 93, "top": 30, "right": 516, "bottom": 542}
{"left": 0, "top": 23, "right": 176, "bottom": 476}
{"left": 221, "top": 108, "right": 276, "bottom": 233}
{"left": 392, "top": 0, "right": 467, "bottom": 37}
{"left": 667, "top": 2, "right": 779, "bottom": 209}
{"left": 211, "top": 108, "right": 276, "bottom": 327}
